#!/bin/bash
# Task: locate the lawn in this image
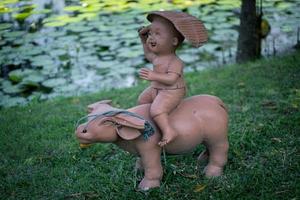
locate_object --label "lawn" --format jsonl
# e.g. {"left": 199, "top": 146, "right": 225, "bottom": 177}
{"left": 1, "top": 51, "right": 299, "bottom": 199}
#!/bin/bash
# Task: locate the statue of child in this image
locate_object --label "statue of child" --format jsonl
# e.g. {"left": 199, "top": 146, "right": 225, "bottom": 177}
{"left": 138, "top": 11, "right": 208, "bottom": 146}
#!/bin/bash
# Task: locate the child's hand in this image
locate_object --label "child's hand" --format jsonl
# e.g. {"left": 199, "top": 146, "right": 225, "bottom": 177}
{"left": 138, "top": 26, "right": 150, "bottom": 43}
{"left": 139, "top": 68, "right": 155, "bottom": 81}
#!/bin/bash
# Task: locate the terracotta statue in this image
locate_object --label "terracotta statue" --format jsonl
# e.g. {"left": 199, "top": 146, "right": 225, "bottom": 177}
{"left": 75, "top": 95, "right": 228, "bottom": 191}
{"left": 137, "top": 11, "right": 208, "bottom": 146}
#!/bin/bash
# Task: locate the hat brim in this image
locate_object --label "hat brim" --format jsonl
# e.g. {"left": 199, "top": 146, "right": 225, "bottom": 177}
{"left": 147, "top": 11, "right": 208, "bottom": 47}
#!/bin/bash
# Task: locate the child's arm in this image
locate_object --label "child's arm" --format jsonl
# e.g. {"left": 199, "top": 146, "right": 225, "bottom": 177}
{"left": 138, "top": 26, "right": 156, "bottom": 62}
{"left": 140, "top": 68, "right": 179, "bottom": 85}
{"left": 139, "top": 60, "right": 183, "bottom": 86}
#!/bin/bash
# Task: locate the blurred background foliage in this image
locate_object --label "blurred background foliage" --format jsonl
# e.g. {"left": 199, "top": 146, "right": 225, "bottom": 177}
{"left": 0, "top": 0, "right": 299, "bottom": 107}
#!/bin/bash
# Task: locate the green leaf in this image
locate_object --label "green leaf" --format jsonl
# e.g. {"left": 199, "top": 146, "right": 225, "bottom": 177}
{"left": 42, "top": 78, "right": 67, "bottom": 88}
{"left": 43, "top": 20, "right": 68, "bottom": 27}
{"left": 0, "top": 23, "right": 12, "bottom": 30}
{"left": 194, "top": 184, "right": 206, "bottom": 193}
{"left": 2, "top": 82, "right": 26, "bottom": 94}
{"left": 65, "top": 24, "right": 94, "bottom": 32}
{"left": 275, "top": 2, "right": 293, "bottom": 10}
{"left": 31, "top": 55, "right": 54, "bottom": 68}
{"left": 13, "top": 12, "right": 32, "bottom": 21}
{"left": 21, "top": 73, "right": 45, "bottom": 87}
{"left": 8, "top": 69, "right": 35, "bottom": 83}
{"left": 63, "top": 5, "right": 83, "bottom": 12}
{"left": 0, "top": 96, "right": 27, "bottom": 107}
{"left": 20, "top": 45, "right": 44, "bottom": 56}
{"left": 3, "top": 31, "right": 25, "bottom": 38}
{"left": 180, "top": 53, "right": 199, "bottom": 64}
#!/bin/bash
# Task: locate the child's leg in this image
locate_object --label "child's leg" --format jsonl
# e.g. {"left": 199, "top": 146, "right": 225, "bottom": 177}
{"left": 137, "top": 86, "right": 154, "bottom": 105}
{"left": 153, "top": 113, "right": 178, "bottom": 147}
{"left": 150, "top": 89, "right": 185, "bottom": 146}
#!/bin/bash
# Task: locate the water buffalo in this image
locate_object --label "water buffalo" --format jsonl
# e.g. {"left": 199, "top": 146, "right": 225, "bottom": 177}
{"left": 75, "top": 95, "right": 229, "bottom": 190}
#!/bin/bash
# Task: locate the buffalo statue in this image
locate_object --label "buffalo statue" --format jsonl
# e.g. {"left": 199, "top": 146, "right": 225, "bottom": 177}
{"left": 75, "top": 95, "right": 229, "bottom": 191}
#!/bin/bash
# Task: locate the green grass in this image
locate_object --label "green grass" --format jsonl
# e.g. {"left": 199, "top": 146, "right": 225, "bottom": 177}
{"left": 1, "top": 51, "right": 300, "bottom": 200}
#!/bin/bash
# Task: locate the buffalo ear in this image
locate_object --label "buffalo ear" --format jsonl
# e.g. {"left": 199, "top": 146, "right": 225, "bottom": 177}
{"left": 98, "top": 100, "right": 112, "bottom": 105}
{"left": 116, "top": 126, "right": 141, "bottom": 140}
{"left": 87, "top": 100, "right": 112, "bottom": 113}
{"left": 112, "top": 113, "right": 146, "bottom": 140}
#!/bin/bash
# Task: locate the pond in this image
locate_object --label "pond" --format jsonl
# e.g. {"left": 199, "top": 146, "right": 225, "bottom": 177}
{"left": 0, "top": 0, "right": 299, "bottom": 107}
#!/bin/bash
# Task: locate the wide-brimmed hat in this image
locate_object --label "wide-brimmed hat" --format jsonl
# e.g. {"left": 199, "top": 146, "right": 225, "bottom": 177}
{"left": 147, "top": 11, "right": 208, "bottom": 48}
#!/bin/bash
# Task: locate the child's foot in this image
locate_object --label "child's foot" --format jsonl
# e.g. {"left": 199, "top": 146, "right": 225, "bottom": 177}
{"left": 158, "top": 128, "right": 178, "bottom": 147}
{"left": 138, "top": 178, "right": 160, "bottom": 191}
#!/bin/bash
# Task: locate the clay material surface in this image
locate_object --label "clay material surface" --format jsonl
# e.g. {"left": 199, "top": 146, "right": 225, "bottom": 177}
{"left": 138, "top": 11, "right": 208, "bottom": 146}
{"left": 76, "top": 95, "right": 229, "bottom": 191}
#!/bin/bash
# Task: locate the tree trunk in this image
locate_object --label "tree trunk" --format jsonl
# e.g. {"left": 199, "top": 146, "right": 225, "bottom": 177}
{"left": 236, "top": 0, "right": 261, "bottom": 63}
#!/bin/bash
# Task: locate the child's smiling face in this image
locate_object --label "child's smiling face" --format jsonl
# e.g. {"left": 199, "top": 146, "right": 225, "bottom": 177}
{"left": 146, "top": 16, "right": 178, "bottom": 55}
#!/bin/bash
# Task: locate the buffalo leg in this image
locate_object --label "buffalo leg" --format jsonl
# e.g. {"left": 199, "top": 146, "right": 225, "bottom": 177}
{"left": 205, "top": 140, "right": 229, "bottom": 177}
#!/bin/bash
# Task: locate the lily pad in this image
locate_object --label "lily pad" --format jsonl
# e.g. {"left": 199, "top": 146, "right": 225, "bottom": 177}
{"left": 0, "top": 6, "right": 13, "bottom": 14}
{"left": 211, "top": 29, "right": 238, "bottom": 42}
{"left": 80, "top": 55, "right": 100, "bottom": 67}
{"left": 3, "top": 31, "right": 25, "bottom": 38}
{"left": 0, "top": 37, "right": 6, "bottom": 45}
{"left": 21, "top": 73, "right": 45, "bottom": 88}
{"left": 199, "top": 51, "right": 218, "bottom": 61}
{"left": 0, "top": 23, "right": 12, "bottom": 30}
{"left": 96, "top": 67, "right": 110, "bottom": 75}
{"left": 40, "top": 64, "right": 59, "bottom": 75}
{"left": 96, "top": 60, "right": 119, "bottom": 68}
{"left": 63, "top": 5, "right": 83, "bottom": 12}
{"left": 0, "top": 96, "right": 27, "bottom": 107}
{"left": 80, "top": 3, "right": 103, "bottom": 13}
{"left": 216, "top": 0, "right": 240, "bottom": 9}
{"left": 44, "top": 31, "right": 66, "bottom": 39}
{"left": 275, "top": 2, "right": 293, "bottom": 10}
{"left": 50, "top": 49, "right": 68, "bottom": 57}
{"left": 100, "top": 55, "right": 115, "bottom": 61}
{"left": 53, "top": 84, "right": 78, "bottom": 93}
{"left": 180, "top": 54, "right": 200, "bottom": 64}
{"left": 80, "top": 36, "right": 100, "bottom": 43}
{"left": 122, "top": 31, "right": 138, "bottom": 39}
{"left": 77, "top": 13, "right": 98, "bottom": 20}
{"left": 27, "top": 91, "right": 43, "bottom": 101}
{"left": 201, "top": 43, "right": 222, "bottom": 53}
{"left": 42, "top": 78, "right": 67, "bottom": 89}
{"left": 20, "top": 45, "right": 44, "bottom": 56}
{"left": 201, "top": 15, "right": 219, "bottom": 23}
{"left": 213, "top": 11, "right": 234, "bottom": 18}
{"left": 80, "top": 31, "right": 99, "bottom": 37}
{"left": 13, "top": 11, "right": 33, "bottom": 21}
{"left": 65, "top": 24, "right": 94, "bottom": 33}
{"left": 2, "top": 81, "right": 26, "bottom": 94}
{"left": 12, "top": 38, "right": 25, "bottom": 46}
{"left": 109, "top": 61, "right": 135, "bottom": 74}
{"left": 43, "top": 14, "right": 84, "bottom": 27}
{"left": 214, "top": 22, "right": 233, "bottom": 29}
{"left": 281, "top": 25, "right": 293, "bottom": 33}
{"left": 117, "top": 47, "right": 143, "bottom": 58}
{"left": 43, "top": 20, "right": 68, "bottom": 27}
{"left": 8, "top": 69, "right": 35, "bottom": 83}
{"left": 54, "top": 35, "right": 79, "bottom": 47}
{"left": 8, "top": 69, "right": 23, "bottom": 83}
{"left": 31, "top": 55, "right": 55, "bottom": 68}
{"left": 227, "top": 17, "right": 240, "bottom": 26}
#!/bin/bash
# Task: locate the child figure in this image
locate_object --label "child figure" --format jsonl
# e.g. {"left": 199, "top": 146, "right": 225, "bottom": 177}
{"left": 138, "top": 11, "right": 207, "bottom": 146}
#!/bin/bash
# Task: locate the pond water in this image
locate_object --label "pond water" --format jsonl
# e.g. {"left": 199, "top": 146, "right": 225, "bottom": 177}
{"left": 0, "top": 0, "right": 299, "bottom": 107}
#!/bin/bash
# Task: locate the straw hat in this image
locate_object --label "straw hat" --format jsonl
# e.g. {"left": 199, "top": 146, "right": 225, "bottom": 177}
{"left": 147, "top": 11, "right": 208, "bottom": 48}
